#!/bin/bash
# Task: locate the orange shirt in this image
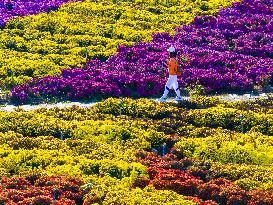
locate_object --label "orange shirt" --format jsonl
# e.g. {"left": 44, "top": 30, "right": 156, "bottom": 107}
{"left": 167, "top": 58, "right": 178, "bottom": 75}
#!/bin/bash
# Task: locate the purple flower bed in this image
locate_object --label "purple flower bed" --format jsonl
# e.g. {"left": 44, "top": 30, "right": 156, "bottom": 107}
{"left": 10, "top": 0, "right": 273, "bottom": 104}
{"left": 0, "top": 0, "right": 81, "bottom": 27}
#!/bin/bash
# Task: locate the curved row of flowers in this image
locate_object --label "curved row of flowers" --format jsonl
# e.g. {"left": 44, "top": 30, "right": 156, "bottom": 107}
{"left": 10, "top": 0, "right": 273, "bottom": 104}
{"left": 0, "top": 0, "right": 235, "bottom": 88}
{"left": 0, "top": 0, "right": 82, "bottom": 27}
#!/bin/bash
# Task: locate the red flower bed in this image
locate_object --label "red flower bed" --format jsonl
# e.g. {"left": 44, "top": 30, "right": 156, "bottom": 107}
{"left": 135, "top": 151, "right": 273, "bottom": 205}
{"left": 0, "top": 174, "right": 84, "bottom": 205}
{"left": 149, "top": 167, "right": 203, "bottom": 196}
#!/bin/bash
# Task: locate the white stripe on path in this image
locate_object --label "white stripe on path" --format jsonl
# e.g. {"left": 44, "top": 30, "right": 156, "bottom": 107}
{"left": 0, "top": 102, "right": 97, "bottom": 112}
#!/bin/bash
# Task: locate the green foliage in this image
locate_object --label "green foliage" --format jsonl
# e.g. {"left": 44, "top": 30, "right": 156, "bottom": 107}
{"left": 101, "top": 186, "right": 195, "bottom": 205}
{"left": 95, "top": 98, "right": 179, "bottom": 119}
{"left": 83, "top": 177, "right": 195, "bottom": 205}
{"left": 175, "top": 130, "right": 273, "bottom": 166}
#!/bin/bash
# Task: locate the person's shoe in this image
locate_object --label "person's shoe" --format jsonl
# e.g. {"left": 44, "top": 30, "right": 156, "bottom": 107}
{"left": 159, "top": 97, "right": 167, "bottom": 102}
{"left": 175, "top": 96, "right": 183, "bottom": 101}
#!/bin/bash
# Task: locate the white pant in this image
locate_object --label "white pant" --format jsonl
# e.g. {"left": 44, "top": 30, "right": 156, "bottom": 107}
{"left": 162, "top": 75, "right": 181, "bottom": 98}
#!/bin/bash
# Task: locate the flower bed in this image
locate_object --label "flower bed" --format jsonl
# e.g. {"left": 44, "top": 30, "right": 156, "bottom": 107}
{"left": 0, "top": 0, "right": 236, "bottom": 90}
{"left": 1, "top": 97, "right": 273, "bottom": 203}
{"left": 10, "top": 0, "right": 273, "bottom": 104}
{"left": 135, "top": 151, "right": 273, "bottom": 205}
{"left": 0, "top": 175, "right": 84, "bottom": 205}
{"left": 0, "top": 0, "right": 81, "bottom": 26}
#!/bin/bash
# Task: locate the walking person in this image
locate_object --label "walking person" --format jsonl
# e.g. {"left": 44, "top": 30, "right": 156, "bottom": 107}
{"left": 159, "top": 46, "right": 182, "bottom": 102}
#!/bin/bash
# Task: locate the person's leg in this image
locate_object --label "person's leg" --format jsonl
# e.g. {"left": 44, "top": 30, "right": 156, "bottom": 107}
{"left": 173, "top": 76, "right": 182, "bottom": 99}
{"left": 161, "top": 76, "right": 172, "bottom": 99}
{"left": 161, "top": 87, "right": 170, "bottom": 98}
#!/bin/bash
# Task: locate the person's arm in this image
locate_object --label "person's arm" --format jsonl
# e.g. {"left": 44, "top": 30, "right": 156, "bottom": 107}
{"left": 175, "top": 58, "right": 182, "bottom": 75}
{"left": 165, "top": 59, "right": 170, "bottom": 71}
{"left": 161, "top": 60, "right": 169, "bottom": 70}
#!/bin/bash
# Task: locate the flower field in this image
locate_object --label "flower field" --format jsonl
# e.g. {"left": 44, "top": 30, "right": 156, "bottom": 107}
{"left": 1, "top": 0, "right": 273, "bottom": 204}
{"left": 9, "top": 0, "right": 273, "bottom": 104}
{"left": 0, "top": 0, "right": 236, "bottom": 90}
{"left": 1, "top": 97, "right": 273, "bottom": 204}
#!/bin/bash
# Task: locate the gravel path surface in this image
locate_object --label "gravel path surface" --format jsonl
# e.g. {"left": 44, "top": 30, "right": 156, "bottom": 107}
{"left": 0, "top": 93, "right": 270, "bottom": 112}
